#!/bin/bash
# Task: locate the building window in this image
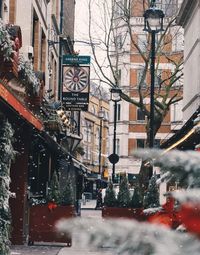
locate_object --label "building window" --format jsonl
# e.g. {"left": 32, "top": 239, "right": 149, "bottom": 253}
{"left": 116, "top": 34, "right": 123, "bottom": 49}
{"left": 156, "top": 0, "right": 178, "bottom": 17}
{"left": 137, "top": 139, "right": 146, "bottom": 148}
{"left": 114, "top": 0, "right": 126, "bottom": 17}
{"left": 105, "top": 111, "right": 109, "bottom": 121}
{"left": 113, "top": 103, "right": 121, "bottom": 121}
{"left": 117, "top": 104, "right": 121, "bottom": 121}
{"left": 83, "top": 120, "right": 94, "bottom": 161}
{"left": 137, "top": 108, "right": 145, "bottom": 121}
{"left": 91, "top": 105, "right": 96, "bottom": 115}
{"left": 116, "top": 139, "right": 120, "bottom": 155}
{"left": 96, "top": 127, "right": 100, "bottom": 148}
{"left": 155, "top": 69, "right": 162, "bottom": 88}
{"left": 0, "top": 1, "right": 2, "bottom": 18}
{"left": 171, "top": 101, "right": 182, "bottom": 122}
{"left": 118, "top": 69, "right": 121, "bottom": 84}
{"left": 137, "top": 69, "right": 146, "bottom": 88}
{"left": 40, "top": 31, "right": 46, "bottom": 72}
{"left": 88, "top": 125, "right": 93, "bottom": 143}
{"left": 138, "top": 34, "right": 147, "bottom": 52}
{"left": 154, "top": 139, "right": 160, "bottom": 148}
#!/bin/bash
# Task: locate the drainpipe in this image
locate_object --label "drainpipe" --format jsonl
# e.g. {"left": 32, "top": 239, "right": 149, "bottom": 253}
{"left": 58, "top": 0, "right": 64, "bottom": 100}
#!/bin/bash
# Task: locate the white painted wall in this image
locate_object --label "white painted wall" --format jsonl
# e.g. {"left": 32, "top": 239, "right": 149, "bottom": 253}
{"left": 182, "top": 3, "right": 200, "bottom": 119}
{"left": 16, "top": 0, "right": 32, "bottom": 53}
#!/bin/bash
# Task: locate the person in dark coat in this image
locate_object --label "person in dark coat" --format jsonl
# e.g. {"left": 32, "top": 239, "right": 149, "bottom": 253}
{"left": 95, "top": 188, "right": 103, "bottom": 209}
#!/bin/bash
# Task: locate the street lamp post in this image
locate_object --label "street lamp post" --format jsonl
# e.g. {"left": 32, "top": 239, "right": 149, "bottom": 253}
{"left": 143, "top": 3, "right": 164, "bottom": 148}
{"left": 109, "top": 88, "right": 122, "bottom": 183}
{"left": 98, "top": 107, "right": 104, "bottom": 176}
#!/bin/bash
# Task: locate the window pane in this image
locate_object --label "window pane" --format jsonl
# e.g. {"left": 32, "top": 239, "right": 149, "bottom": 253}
{"left": 154, "top": 139, "right": 160, "bottom": 148}
{"left": 156, "top": 0, "right": 178, "bottom": 17}
{"left": 137, "top": 69, "right": 146, "bottom": 88}
{"left": 114, "top": 0, "right": 125, "bottom": 17}
{"left": 138, "top": 34, "right": 147, "bottom": 52}
{"left": 155, "top": 69, "right": 162, "bottom": 87}
{"left": 116, "top": 139, "right": 120, "bottom": 155}
{"left": 117, "top": 104, "right": 121, "bottom": 121}
{"left": 137, "top": 108, "right": 145, "bottom": 121}
{"left": 137, "top": 139, "right": 145, "bottom": 148}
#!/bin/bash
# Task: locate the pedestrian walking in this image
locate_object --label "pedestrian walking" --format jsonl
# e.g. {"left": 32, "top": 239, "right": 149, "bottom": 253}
{"left": 95, "top": 189, "right": 102, "bottom": 209}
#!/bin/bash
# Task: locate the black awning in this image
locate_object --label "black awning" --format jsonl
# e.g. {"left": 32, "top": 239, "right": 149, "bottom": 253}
{"left": 160, "top": 106, "right": 200, "bottom": 150}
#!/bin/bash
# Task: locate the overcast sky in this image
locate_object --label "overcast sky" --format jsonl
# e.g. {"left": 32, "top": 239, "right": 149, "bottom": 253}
{"left": 74, "top": 0, "right": 110, "bottom": 86}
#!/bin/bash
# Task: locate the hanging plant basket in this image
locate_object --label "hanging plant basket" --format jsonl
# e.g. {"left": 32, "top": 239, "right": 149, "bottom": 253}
{"left": 44, "top": 119, "right": 62, "bottom": 131}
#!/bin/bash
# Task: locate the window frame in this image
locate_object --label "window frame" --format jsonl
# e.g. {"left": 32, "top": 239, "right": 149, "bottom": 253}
{"left": 137, "top": 108, "right": 146, "bottom": 121}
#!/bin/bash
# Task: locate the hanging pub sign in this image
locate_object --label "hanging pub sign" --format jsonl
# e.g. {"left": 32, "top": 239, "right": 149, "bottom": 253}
{"left": 62, "top": 65, "right": 90, "bottom": 111}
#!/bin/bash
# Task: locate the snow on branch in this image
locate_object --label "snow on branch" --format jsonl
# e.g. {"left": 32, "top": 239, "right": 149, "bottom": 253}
{"left": 56, "top": 218, "right": 200, "bottom": 255}
{"left": 132, "top": 149, "right": 200, "bottom": 188}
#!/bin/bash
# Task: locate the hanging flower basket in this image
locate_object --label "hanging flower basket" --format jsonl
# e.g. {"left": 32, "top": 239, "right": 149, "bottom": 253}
{"left": 44, "top": 119, "right": 62, "bottom": 131}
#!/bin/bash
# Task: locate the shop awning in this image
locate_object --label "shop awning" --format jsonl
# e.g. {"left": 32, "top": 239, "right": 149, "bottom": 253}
{"left": 161, "top": 106, "right": 200, "bottom": 151}
{"left": 0, "top": 81, "right": 43, "bottom": 131}
{"left": 72, "top": 157, "right": 91, "bottom": 174}
{"left": 36, "top": 131, "right": 92, "bottom": 175}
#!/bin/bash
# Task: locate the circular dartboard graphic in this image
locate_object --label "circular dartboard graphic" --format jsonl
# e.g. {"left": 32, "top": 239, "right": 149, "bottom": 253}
{"left": 63, "top": 66, "right": 89, "bottom": 92}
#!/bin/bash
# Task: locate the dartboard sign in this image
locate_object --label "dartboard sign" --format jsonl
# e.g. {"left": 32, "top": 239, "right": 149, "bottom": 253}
{"left": 62, "top": 66, "right": 90, "bottom": 111}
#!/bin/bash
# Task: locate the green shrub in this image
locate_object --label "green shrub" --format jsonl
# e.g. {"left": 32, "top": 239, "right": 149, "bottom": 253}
{"left": 104, "top": 182, "right": 117, "bottom": 207}
{"left": 130, "top": 187, "right": 143, "bottom": 208}
{"left": 60, "top": 177, "right": 74, "bottom": 205}
{"left": 144, "top": 172, "right": 160, "bottom": 209}
{"left": 117, "top": 176, "right": 130, "bottom": 208}
{"left": 47, "top": 171, "right": 60, "bottom": 203}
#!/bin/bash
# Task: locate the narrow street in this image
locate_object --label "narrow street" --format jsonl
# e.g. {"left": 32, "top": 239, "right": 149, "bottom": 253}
{"left": 10, "top": 200, "right": 114, "bottom": 255}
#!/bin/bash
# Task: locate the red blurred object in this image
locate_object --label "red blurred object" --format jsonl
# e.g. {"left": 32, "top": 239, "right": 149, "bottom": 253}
{"left": 162, "top": 197, "right": 175, "bottom": 212}
{"left": 48, "top": 202, "right": 57, "bottom": 211}
{"left": 148, "top": 212, "right": 173, "bottom": 228}
{"left": 147, "top": 197, "right": 181, "bottom": 229}
{"left": 179, "top": 203, "right": 200, "bottom": 236}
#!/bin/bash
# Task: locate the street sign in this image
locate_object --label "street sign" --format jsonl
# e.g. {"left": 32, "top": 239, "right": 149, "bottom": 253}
{"left": 108, "top": 153, "right": 119, "bottom": 164}
{"left": 62, "top": 66, "right": 90, "bottom": 111}
{"left": 63, "top": 55, "right": 91, "bottom": 65}
{"left": 63, "top": 103, "right": 88, "bottom": 111}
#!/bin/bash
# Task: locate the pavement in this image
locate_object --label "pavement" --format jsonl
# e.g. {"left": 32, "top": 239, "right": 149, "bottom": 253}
{"left": 10, "top": 200, "right": 113, "bottom": 255}
{"left": 81, "top": 198, "right": 97, "bottom": 210}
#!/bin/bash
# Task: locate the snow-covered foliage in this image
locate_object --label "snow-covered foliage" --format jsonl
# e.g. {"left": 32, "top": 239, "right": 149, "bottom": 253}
{"left": 0, "top": 115, "right": 15, "bottom": 255}
{"left": 133, "top": 149, "right": 200, "bottom": 188}
{"left": 59, "top": 177, "right": 74, "bottom": 206}
{"left": 0, "top": 19, "right": 14, "bottom": 60}
{"left": 104, "top": 182, "right": 117, "bottom": 207}
{"left": 56, "top": 148, "right": 200, "bottom": 254}
{"left": 117, "top": 176, "right": 130, "bottom": 208}
{"left": 29, "top": 198, "right": 47, "bottom": 206}
{"left": 170, "top": 189, "right": 200, "bottom": 204}
{"left": 47, "top": 171, "right": 60, "bottom": 203}
{"left": 143, "top": 207, "right": 163, "bottom": 216}
{"left": 144, "top": 173, "right": 160, "bottom": 209}
{"left": 18, "top": 55, "right": 40, "bottom": 95}
{"left": 130, "top": 187, "right": 143, "bottom": 208}
{"left": 57, "top": 217, "right": 200, "bottom": 255}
